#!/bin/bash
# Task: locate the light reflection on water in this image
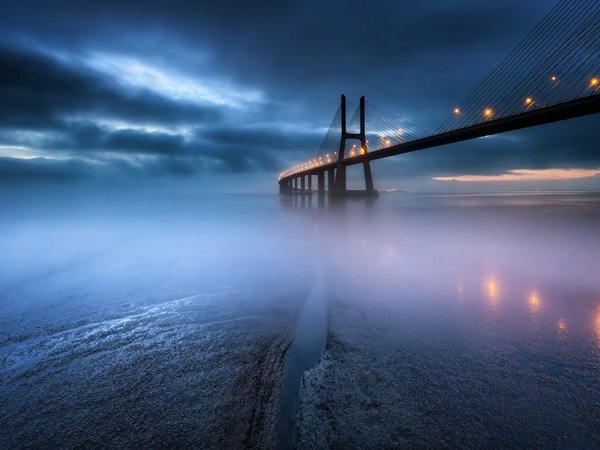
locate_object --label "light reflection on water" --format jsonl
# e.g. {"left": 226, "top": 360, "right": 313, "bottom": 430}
{"left": 290, "top": 191, "right": 600, "bottom": 446}
{"left": 528, "top": 290, "right": 541, "bottom": 315}
{"left": 595, "top": 305, "right": 600, "bottom": 347}
{"left": 486, "top": 277, "right": 500, "bottom": 313}
{"left": 283, "top": 191, "right": 600, "bottom": 356}
{"left": 557, "top": 317, "right": 568, "bottom": 341}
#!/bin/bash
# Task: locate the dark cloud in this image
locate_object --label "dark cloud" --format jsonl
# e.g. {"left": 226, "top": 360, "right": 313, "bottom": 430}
{"left": 0, "top": 0, "right": 598, "bottom": 192}
{"left": 104, "top": 130, "right": 185, "bottom": 155}
{"left": 0, "top": 0, "right": 551, "bottom": 115}
{"left": 0, "top": 43, "right": 220, "bottom": 129}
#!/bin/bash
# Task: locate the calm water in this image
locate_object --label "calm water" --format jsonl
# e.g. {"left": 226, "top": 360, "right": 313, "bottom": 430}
{"left": 1, "top": 192, "right": 599, "bottom": 447}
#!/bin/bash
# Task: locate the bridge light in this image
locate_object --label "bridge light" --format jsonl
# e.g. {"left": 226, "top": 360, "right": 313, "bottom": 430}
{"left": 524, "top": 97, "right": 533, "bottom": 105}
{"left": 483, "top": 108, "right": 493, "bottom": 118}
{"left": 350, "top": 149, "right": 356, "bottom": 156}
{"left": 551, "top": 75, "right": 557, "bottom": 82}
{"left": 397, "top": 128, "right": 403, "bottom": 134}
{"left": 590, "top": 77, "right": 599, "bottom": 87}
{"left": 453, "top": 107, "right": 461, "bottom": 115}
{"left": 360, "top": 147, "right": 366, "bottom": 154}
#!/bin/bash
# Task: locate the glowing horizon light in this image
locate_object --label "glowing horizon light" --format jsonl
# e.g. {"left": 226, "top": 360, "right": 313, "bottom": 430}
{"left": 433, "top": 167, "right": 600, "bottom": 182}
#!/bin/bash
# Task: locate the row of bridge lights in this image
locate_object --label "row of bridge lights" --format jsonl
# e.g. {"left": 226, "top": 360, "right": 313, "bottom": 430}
{"left": 279, "top": 143, "right": 370, "bottom": 180}
{"left": 452, "top": 76, "right": 599, "bottom": 119}
{"left": 279, "top": 153, "right": 334, "bottom": 180}
{"left": 281, "top": 76, "right": 599, "bottom": 180}
{"left": 279, "top": 135, "right": 398, "bottom": 179}
{"left": 279, "top": 132, "right": 404, "bottom": 179}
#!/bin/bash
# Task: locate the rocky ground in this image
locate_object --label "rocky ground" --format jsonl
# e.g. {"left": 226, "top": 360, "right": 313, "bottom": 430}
{"left": 297, "top": 280, "right": 600, "bottom": 449}
{"left": 0, "top": 282, "right": 308, "bottom": 448}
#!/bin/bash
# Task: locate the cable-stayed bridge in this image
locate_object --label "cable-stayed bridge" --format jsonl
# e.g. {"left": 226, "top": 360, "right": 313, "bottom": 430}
{"left": 278, "top": 0, "right": 600, "bottom": 195}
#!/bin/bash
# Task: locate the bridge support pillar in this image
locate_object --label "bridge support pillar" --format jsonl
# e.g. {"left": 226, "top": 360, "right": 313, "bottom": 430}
{"left": 300, "top": 175, "right": 306, "bottom": 194}
{"left": 333, "top": 94, "right": 377, "bottom": 196}
{"left": 279, "top": 179, "right": 292, "bottom": 194}
{"left": 308, "top": 174, "right": 312, "bottom": 193}
{"left": 318, "top": 171, "right": 325, "bottom": 195}
{"left": 334, "top": 163, "right": 346, "bottom": 193}
{"left": 363, "top": 161, "right": 375, "bottom": 192}
{"left": 328, "top": 169, "right": 335, "bottom": 193}
{"left": 293, "top": 177, "right": 298, "bottom": 193}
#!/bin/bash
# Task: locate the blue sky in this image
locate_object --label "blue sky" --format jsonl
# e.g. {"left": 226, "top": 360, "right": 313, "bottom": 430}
{"left": 0, "top": 0, "right": 598, "bottom": 194}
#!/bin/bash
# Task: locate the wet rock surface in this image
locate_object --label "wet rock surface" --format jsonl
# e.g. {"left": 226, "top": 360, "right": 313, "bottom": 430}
{"left": 298, "top": 296, "right": 600, "bottom": 448}
{"left": 0, "top": 286, "right": 300, "bottom": 448}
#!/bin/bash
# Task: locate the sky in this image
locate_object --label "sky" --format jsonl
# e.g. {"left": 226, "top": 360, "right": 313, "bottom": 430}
{"left": 0, "top": 0, "right": 599, "bottom": 194}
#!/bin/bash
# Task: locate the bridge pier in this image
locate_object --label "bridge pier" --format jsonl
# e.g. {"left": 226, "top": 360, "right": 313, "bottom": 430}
{"left": 300, "top": 175, "right": 306, "bottom": 194}
{"left": 331, "top": 95, "right": 377, "bottom": 196}
{"left": 279, "top": 179, "right": 292, "bottom": 194}
{"left": 328, "top": 169, "right": 335, "bottom": 193}
{"left": 308, "top": 174, "right": 312, "bottom": 193}
{"left": 318, "top": 171, "right": 325, "bottom": 195}
{"left": 333, "top": 163, "right": 346, "bottom": 193}
{"left": 363, "top": 161, "right": 375, "bottom": 193}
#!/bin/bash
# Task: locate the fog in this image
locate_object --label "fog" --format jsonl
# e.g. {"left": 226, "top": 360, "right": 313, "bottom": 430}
{"left": 1, "top": 192, "right": 599, "bottom": 447}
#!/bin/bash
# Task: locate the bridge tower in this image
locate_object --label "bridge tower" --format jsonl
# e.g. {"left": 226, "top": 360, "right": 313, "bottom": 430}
{"left": 333, "top": 95, "right": 376, "bottom": 195}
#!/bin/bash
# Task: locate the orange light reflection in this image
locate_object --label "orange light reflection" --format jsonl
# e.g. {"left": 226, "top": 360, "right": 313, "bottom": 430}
{"left": 486, "top": 277, "right": 499, "bottom": 311}
{"left": 595, "top": 306, "right": 600, "bottom": 346}
{"left": 528, "top": 291, "right": 541, "bottom": 314}
{"left": 556, "top": 318, "right": 568, "bottom": 341}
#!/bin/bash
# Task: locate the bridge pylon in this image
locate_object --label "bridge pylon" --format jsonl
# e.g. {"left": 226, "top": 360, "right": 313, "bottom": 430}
{"left": 333, "top": 94, "right": 376, "bottom": 195}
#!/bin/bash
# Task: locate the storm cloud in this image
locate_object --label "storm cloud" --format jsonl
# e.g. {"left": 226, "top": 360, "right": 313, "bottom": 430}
{"left": 0, "top": 0, "right": 598, "bottom": 192}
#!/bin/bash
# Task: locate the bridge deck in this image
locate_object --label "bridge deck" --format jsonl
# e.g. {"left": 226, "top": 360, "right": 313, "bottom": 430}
{"left": 280, "top": 94, "right": 600, "bottom": 184}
